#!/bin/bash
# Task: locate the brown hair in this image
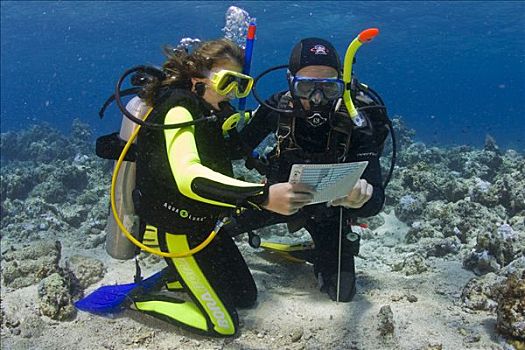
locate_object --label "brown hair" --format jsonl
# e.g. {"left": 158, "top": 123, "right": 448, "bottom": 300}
{"left": 141, "top": 38, "right": 244, "bottom": 105}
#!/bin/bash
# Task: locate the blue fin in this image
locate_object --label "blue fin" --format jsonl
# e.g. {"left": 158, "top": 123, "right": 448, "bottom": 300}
{"left": 75, "top": 268, "right": 168, "bottom": 315}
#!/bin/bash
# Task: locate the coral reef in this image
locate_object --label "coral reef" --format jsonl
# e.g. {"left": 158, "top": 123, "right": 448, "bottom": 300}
{"left": 0, "top": 120, "right": 110, "bottom": 248}
{"left": 377, "top": 305, "right": 395, "bottom": 336}
{"left": 416, "top": 236, "right": 461, "bottom": 258}
{"left": 65, "top": 255, "right": 106, "bottom": 290}
{"left": 395, "top": 193, "right": 425, "bottom": 224}
{"left": 461, "top": 272, "right": 504, "bottom": 311}
{"left": 1, "top": 241, "right": 62, "bottom": 289}
{"left": 37, "top": 272, "right": 77, "bottom": 321}
{"left": 495, "top": 271, "right": 525, "bottom": 342}
{"left": 0, "top": 117, "right": 524, "bottom": 348}
{"left": 1, "top": 121, "right": 109, "bottom": 324}
{"left": 391, "top": 252, "right": 429, "bottom": 275}
{"left": 463, "top": 223, "right": 524, "bottom": 275}
{"left": 1, "top": 124, "right": 73, "bottom": 162}
{"left": 382, "top": 119, "right": 524, "bottom": 345}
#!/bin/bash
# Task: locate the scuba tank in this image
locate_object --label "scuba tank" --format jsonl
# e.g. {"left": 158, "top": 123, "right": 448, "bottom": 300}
{"left": 105, "top": 96, "right": 149, "bottom": 260}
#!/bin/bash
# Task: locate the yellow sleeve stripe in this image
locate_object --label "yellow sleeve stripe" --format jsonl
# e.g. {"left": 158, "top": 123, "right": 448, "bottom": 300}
{"left": 164, "top": 106, "right": 262, "bottom": 208}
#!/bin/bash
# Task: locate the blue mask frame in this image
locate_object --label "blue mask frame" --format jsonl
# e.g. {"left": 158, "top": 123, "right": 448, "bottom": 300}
{"left": 290, "top": 76, "right": 345, "bottom": 101}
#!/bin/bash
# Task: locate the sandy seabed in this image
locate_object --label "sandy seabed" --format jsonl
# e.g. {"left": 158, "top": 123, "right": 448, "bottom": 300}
{"left": 1, "top": 211, "right": 509, "bottom": 350}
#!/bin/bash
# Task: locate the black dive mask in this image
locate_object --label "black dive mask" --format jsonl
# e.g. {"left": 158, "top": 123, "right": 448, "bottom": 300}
{"left": 290, "top": 76, "right": 345, "bottom": 102}
{"left": 287, "top": 73, "right": 342, "bottom": 127}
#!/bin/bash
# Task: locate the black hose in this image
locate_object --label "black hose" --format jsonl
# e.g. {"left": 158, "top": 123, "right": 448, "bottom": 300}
{"left": 99, "top": 87, "right": 141, "bottom": 119}
{"left": 383, "top": 118, "right": 396, "bottom": 188}
{"left": 356, "top": 102, "right": 396, "bottom": 188}
{"left": 114, "top": 66, "right": 216, "bottom": 130}
{"left": 252, "top": 64, "right": 294, "bottom": 114}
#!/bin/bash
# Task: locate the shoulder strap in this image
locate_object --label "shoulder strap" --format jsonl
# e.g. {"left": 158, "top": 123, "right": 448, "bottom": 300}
{"left": 146, "top": 88, "right": 207, "bottom": 126}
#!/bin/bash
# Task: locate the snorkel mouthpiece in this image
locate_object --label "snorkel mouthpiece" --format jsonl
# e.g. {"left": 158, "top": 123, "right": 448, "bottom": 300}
{"left": 343, "top": 28, "right": 379, "bottom": 126}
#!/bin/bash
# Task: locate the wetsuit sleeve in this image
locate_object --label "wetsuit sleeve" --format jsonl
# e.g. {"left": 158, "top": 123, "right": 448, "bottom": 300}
{"left": 347, "top": 151, "right": 385, "bottom": 217}
{"left": 345, "top": 121, "right": 386, "bottom": 217}
{"left": 164, "top": 106, "right": 268, "bottom": 208}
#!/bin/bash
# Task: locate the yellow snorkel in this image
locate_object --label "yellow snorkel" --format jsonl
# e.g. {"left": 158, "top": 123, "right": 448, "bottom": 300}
{"left": 343, "top": 28, "right": 380, "bottom": 126}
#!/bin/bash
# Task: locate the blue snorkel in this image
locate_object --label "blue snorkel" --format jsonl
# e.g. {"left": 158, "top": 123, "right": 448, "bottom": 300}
{"left": 236, "top": 20, "right": 256, "bottom": 131}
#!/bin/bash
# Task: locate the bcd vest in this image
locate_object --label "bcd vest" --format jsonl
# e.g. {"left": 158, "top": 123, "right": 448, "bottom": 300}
{"left": 135, "top": 89, "right": 235, "bottom": 230}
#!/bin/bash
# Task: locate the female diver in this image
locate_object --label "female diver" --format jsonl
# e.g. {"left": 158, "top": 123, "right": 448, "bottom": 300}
{"left": 130, "top": 39, "right": 314, "bottom": 336}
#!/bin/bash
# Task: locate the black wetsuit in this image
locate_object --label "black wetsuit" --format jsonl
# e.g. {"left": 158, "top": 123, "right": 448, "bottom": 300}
{"left": 223, "top": 86, "right": 389, "bottom": 301}
{"left": 133, "top": 89, "right": 268, "bottom": 336}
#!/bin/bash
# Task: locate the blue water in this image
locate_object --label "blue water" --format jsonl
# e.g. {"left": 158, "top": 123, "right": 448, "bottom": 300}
{"left": 1, "top": 1, "right": 524, "bottom": 149}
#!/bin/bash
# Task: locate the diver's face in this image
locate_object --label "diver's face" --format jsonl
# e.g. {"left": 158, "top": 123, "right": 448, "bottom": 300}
{"left": 192, "top": 60, "right": 242, "bottom": 110}
{"left": 294, "top": 65, "right": 339, "bottom": 110}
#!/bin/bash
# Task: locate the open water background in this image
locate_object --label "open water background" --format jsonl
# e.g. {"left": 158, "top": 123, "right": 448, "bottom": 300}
{"left": 1, "top": 1, "right": 524, "bottom": 149}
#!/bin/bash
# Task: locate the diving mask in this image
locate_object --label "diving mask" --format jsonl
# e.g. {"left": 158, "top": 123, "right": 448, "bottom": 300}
{"left": 209, "top": 69, "right": 254, "bottom": 99}
{"left": 291, "top": 76, "right": 345, "bottom": 102}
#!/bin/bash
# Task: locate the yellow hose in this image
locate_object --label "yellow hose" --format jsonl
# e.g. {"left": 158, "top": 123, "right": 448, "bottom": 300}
{"left": 110, "top": 107, "right": 219, "bottom": 258}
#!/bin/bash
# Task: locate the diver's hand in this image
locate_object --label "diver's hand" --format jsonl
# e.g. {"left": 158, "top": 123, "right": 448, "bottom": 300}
{"left": 328, "top": 179, "right": 373, "bottom": 209}
{"left": 262, "top": 183, "right": 315, "bottom": 215}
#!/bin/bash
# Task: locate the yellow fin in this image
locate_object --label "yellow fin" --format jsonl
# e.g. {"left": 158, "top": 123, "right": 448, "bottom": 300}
{"left": 260, "top": 241, "right": 314, "bottom": 252}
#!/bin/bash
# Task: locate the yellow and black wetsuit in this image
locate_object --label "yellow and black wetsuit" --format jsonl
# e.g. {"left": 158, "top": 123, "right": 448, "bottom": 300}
{"left": 133, "top": 89, "right": 266, "bottom": 337}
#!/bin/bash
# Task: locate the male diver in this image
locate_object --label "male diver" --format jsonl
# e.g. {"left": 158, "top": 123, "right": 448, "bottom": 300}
{"left": 223, "top": 37, "right": 391, "bottom": 302}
